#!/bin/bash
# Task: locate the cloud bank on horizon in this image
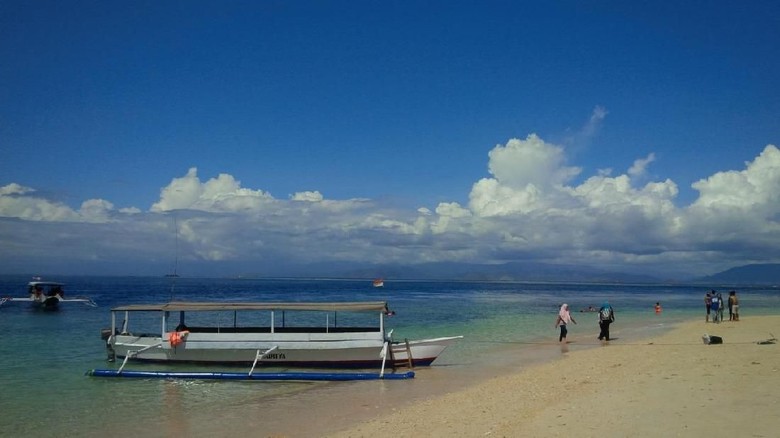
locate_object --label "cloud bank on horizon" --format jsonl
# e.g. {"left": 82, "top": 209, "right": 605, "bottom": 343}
{"left": 2, "top": 124, "right": 778, "bottom": 278}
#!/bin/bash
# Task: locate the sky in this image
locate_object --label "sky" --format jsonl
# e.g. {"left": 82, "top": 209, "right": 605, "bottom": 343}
{"left": 1, "top": 1, "right": 779, "bottom": 279}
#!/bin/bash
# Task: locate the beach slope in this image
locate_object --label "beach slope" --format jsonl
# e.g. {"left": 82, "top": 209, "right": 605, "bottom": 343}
{"left": 330, "top": 315, "right": 780, "bottom": 437}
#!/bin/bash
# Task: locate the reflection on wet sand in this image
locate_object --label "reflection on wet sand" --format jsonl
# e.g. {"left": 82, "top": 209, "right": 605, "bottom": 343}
{"left": 163, "top": 381, "right": 189, "bottom": 438}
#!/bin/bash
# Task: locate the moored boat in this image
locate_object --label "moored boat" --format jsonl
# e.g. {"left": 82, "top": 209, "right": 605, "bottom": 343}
{"left": 101, "top": 301, "right": 461, "bottom": 369}
{"left": 372, "top": 278, "right": 384, "bottom": 288}
{"left": 0, "top": 280, "right": 97, "bottom": 309}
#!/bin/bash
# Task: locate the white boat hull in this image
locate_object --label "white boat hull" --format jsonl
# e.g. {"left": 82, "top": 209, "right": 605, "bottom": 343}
{"left": 104, "top": 301, "right": 461, "bottom": 369}
{"left": 110, "top": 333, "right": 462, "bottom": 368}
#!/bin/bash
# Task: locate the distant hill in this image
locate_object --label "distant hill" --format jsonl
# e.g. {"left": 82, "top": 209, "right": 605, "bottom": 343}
{"left": 695, "top": 264, "right": 780, "bottom": 285}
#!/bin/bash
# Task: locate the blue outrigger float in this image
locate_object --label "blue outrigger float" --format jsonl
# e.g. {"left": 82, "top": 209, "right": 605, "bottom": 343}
{"left": 86, "top": 369, "right": 415, "bottom": 381}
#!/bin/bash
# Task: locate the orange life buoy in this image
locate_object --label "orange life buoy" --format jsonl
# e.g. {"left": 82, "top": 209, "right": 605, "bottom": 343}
{"left": 168, "top": 330, "right": 189, "bottom": 347}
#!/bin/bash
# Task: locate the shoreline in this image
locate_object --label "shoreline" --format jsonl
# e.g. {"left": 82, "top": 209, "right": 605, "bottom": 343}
{"left": 326, "top": 315, "right": 780, "bottom": 437}
{"left": 202, "top": 312, "right": 692, "bottom": 437}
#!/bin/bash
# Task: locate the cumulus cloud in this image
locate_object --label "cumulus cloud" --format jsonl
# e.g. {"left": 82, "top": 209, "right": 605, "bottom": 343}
{"left": 469, "top": 135, "right": 581, "bottom": 216}
{"left": 690, "top": 145, "right": 780, "bottom": 213}
{"left": 151, "top": 167, "right": 275, "bottom": 213}
{"left": 291, "top": 191, "right": 324, "bottom": 202}
{"left": 2, "top": 138, "right": 779, "bottom": 278}
{"left": 681, "top": 145, "right": 780, "bottom": 256}
{"left": 446, "top": 134, "right": 684, "bottom": 270}
{"left": 0, "top": 183, "right": 34, "bottom": 196}
{"left": 487, "top": 134, "right": 581, "bottom": 189}
{"left": 0, "top": 183, "right": 120, "bottom": 223}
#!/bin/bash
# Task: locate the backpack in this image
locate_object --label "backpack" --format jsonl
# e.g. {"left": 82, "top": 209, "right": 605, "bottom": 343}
{"left": 599, "top": 307, "right": 612, "bottom": 321}
{"left": 711, "top": 296, "right": 720, "bottom": 310}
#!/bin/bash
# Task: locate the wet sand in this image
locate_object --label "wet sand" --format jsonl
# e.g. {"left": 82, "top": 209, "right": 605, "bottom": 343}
{"left": 327, "top": 315, "right": 780, "bottom": 438}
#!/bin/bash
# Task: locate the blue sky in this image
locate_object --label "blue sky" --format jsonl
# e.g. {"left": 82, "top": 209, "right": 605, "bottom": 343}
{"left": 1, "top": 1, "right": 779, "bottom": 278}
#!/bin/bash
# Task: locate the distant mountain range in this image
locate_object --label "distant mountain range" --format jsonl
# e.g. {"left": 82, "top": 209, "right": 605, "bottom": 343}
{"left": 693, "top": 264, "right": 780, "bottom": 285}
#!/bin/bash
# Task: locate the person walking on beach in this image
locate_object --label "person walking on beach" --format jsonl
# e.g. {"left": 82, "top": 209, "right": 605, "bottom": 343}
{"left": 555, "top": 304, "right": 576, "bottom": 343}
{"left": 598, "top": 302, "right": 615, "bottom": 341}
{"left": 729, "top": 291, "right": 740, "bottom": 321}
{"left": 704, "top": 291, "right": 713, "bottom": 322}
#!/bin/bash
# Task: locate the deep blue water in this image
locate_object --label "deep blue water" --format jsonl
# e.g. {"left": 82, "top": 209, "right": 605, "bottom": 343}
{"left": 1, "top": 276, "right": 777, "bottom": 437}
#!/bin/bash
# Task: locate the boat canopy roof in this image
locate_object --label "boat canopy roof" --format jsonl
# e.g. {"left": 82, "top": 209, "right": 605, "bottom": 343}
{"left": 111, "top": 301, "right": 390, "bottom": 313}
{"left": 28, "top": 281, "right": 65, "bottom": 287}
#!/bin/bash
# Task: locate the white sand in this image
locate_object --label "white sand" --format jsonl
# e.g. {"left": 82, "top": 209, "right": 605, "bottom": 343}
{"left": 328, "top": 315, "right": 780, "bottom": 438}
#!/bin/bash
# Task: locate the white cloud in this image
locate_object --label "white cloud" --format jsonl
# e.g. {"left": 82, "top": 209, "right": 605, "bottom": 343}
{"left": 469, "top": 177, "right": 544, "bottom": 216}
{"left": 690, "top": 144, "right": 780, "bottom": 213}
{"left": 151, "top": 167, "right": 275, "bottom": 213}
{"left": 487, "top": 134, "right": 581, "bottom": 189}
{"left": 0, "top": 183, "right": 120, "bottom": 223}
{"left": 581, "top": 105, "right": 608, "bottom": 139}
{"left": 291, "top": 191, "right": 324, "bottom": 202}
{"left": 428, "top": 202, "right": 472, "bottom": 234}
{"left": 78, "top": 199, "right": 116, "bottom": 222}
{"left": 628, "top": 153, "right": 656, "bottom": 179}
{"left": 680, "top": 144, "right": 780, "bottom": 253}
{"left": 2, "top": 139, "right": 779, "bottom": 278}
{"left": 564, "top": 105, "right": 608, "bottom": 149}
{"left": 0, "top": 183, "right": 34, "bottom": 196}
{"left": 469, "top": 135, "right": 582, "bottom": 217}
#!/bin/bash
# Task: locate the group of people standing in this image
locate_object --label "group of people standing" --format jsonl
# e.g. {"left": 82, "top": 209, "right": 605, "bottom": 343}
{"left": 555, "top": 302, "right": 615, "bottom": 343}
{"left": 705, "top": 290, "right": 739, "bottom": 323}
{"left": 555, "top": 289, "right": 741, "bottom": 343}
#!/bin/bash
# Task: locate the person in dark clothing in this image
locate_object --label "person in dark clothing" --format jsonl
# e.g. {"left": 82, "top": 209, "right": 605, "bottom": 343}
{"left": 598, "top": 302, "right": 615, "bottom": 341}
{"left": 711, "top": 293, "right": 722, "bottom": 323}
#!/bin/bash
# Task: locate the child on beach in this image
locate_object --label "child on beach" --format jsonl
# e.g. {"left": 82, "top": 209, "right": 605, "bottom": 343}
{"left": 555, "top": 304, "right": 576, "bottom": 343}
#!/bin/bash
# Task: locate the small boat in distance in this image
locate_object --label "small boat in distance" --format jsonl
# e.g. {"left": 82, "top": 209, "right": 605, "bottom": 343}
{"left": 0, "top": 280, "right": 97, "bottom": 309}
{"left": 101, "top": 301, "right": 461, "bottom": 369}
{"left": 372, "top": 278, "right": 384, "bottom": 288}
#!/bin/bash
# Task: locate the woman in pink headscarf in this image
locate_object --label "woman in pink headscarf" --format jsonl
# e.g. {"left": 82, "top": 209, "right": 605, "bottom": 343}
{"left": 554, "top": 303, "right": 577, "bottom": 343}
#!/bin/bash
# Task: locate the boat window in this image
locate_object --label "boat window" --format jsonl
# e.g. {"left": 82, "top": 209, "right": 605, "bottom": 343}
{"left": 116, "top": 308, "right": 382, "bottom": 334}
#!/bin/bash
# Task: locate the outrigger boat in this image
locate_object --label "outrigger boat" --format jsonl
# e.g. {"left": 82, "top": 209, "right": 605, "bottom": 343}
{"left": 0, "top": 280, "right": 97, "bottom": 309}
{"left": 100, "top": 301, "right": 462, "bottom": 372}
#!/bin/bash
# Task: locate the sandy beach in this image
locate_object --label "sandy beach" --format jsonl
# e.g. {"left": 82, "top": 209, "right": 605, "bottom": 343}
{"left": 328, "top": 315, "right": 780, "bottom": 438}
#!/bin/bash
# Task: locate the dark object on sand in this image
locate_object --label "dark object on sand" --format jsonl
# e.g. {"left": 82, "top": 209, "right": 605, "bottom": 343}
{"left": 702, "top": 334, "right": 723, "bottom": 344}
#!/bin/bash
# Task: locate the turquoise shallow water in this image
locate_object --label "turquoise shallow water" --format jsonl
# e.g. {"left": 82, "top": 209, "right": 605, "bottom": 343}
{"left": 1, "top": 276, "right": 777, "bottom": 437}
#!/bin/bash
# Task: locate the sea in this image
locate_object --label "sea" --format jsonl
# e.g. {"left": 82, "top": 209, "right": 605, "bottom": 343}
{"left": 1, "top": 275, "right": 777, "bottom": 437}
